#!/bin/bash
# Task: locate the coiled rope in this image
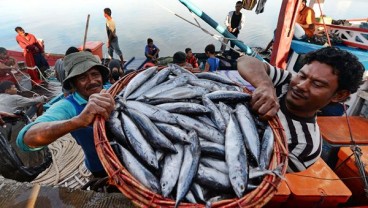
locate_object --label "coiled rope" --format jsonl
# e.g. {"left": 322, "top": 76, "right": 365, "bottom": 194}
{"left": 31, "top": 133, "right": 92, "bottom": 189}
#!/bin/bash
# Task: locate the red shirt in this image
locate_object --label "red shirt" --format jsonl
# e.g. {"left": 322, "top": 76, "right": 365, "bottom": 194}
{"left": 186, "top": 56, "right": 198, "bottom": 68}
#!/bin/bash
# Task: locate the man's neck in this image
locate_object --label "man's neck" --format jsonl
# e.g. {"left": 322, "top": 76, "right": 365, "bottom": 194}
{"left": 285, "top": 101, "right": 316, "bottom": 118}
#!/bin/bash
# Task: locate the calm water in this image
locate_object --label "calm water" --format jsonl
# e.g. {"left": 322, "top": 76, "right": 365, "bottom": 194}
{"left": 0, "top": 0, "right": 366, "bottom": 60}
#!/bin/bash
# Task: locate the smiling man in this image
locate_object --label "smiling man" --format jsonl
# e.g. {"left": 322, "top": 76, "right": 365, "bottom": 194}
{"left": 237, "top": 47, "right": 364, "bottom": 172}
{"left": 17, "top": 51, "right": 115, "bottom": 177}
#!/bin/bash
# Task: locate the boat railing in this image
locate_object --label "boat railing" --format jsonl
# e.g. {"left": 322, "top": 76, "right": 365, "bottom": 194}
{"left": 315, "top": 23, "right": 368, "bottom": 50}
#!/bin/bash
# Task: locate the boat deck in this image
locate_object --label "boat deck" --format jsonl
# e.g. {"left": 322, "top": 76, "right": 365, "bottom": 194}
{"left": 0, "top": 177, "right": 134, "bottom": 208}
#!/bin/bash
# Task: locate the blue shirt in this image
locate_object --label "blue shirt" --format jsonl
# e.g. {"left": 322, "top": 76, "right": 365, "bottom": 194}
{"left": 16, "top": 87, "right": 109, "bottom": 173}
{"left": 207, "top": 57, "right": 220, "bottom": 72}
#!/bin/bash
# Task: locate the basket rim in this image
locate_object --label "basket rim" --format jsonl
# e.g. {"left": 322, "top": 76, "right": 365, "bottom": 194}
{"left": 94, "top": 69, "right": 289, "bottom": 207}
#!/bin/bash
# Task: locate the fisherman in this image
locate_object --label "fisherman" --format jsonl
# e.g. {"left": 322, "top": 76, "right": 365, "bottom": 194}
{"left": 0, "top": 47, "right": 17, "bottom": 84}
{"left": 221, "top": 1, "right": 245, "bottom": 56}
{"left": 145, "top": 38, "right": 160, "bottom": 63}
{"left": 237, "top": 47, "right": 364, "bottom": 172}
{"left": 173, "top": 51, "right": 200, "bottom": 73}
{"left": 104, "top": 8, "right": 124, "bottom": 64}
{"left": 16, "top": 51, "right": 115, "bottom": 178}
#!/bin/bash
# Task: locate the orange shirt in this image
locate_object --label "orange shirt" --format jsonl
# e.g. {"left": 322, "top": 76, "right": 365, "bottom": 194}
{"left": 297, "top": 6, "right": 315, "bottom": 38}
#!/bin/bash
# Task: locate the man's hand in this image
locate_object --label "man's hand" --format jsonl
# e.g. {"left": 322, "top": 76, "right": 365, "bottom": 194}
{"left": 73, "top": 90, "right": 115, "bottom": 127}
{"left": 0, "top": 111, "right": 17, "bottom": 126}
{"left": 250, "top": 84, "right": 280, "bottom": 120}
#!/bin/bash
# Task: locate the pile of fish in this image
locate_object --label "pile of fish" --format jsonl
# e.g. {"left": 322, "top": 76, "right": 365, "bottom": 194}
{"left": 106, "top": 65, "right": 278, "bottom": 207}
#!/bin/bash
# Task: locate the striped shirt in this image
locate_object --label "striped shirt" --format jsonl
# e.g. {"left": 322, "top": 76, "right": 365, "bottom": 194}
{"left": 268, "top": 65, "right": 322, "bottom": 172}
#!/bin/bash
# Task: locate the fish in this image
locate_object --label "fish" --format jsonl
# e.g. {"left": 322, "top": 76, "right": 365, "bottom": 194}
{"left": 125, "top": 100, "right": 177, "bottom": 124}
{"left": 200, "top": 157, "right": 228, "bottom": 174}
{"left": 175, "top": 114, "right": 224, "bottom": 144}
{"left": 205, "top": 90, "right": 251, "bottom": 103}
{"left": 199, "top": 139, "right": 225, "bottom": 159}
{"left": 156, "top": 102, "right": 210, "bottom": 114}
{"left": 137, "top": 72, "right": 190, "bottom": 100}
{"left": 194, "top": 115, "right": 217, "bottom": 128}
{"left": 235, "top": 103, "right": 260, "bottom": 164}
{"left": 115, "top": 143, "right": 161, "bottom": 193}
{"left": 195, "top": 164, "right": 232, "bottom": 191}
{"left": 105, "top": 110, "right": 128, "bottom": 146}
{"left": 128, "top": 67, "right": 171, "bottom": 99}
{"left": 217, "top": 102, "right": 233, "bottom": 126}
{"left": 122, "top": 66, "right": 157, "bottom": 101}
{"left": 160, "top": 144, "right": 184, "bottom": 198}
{"left": 191, "top": 183, "right": 205, "bottom": 203}
{"left": 259, "top": 125, "right": 274, "bottom": 170}
{"left": 202, "top": 96, "right": 226, "bottom": 133}
{"left": 188, "top": 79, "right": 222, "bottom": 92}
{"left": 169, "top": 63, "right": 198, "bottom": 80}
{"left": 151, "top": 86, "right": 209, "bottom": 101}
{"left": 121, "top": 112, "right": 158, "bottom": 170}
{"left": 225, "top": 114, "right": 248, "bottom": 198}
{"left": 155, "top": 123, "right": 190, "bottom": 144}
{"left": 175, "top": 131, "right": 201, "bottom": 208}
{"left": 195, "top": 72, "right": 235, "bottom": 85}
{"left": 126, "top": 108, "right": 177, "bottom": 153}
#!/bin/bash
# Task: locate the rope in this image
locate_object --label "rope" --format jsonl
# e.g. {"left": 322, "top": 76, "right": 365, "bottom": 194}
{"left": 153, "top": 0, "right": 244, "bottom": 56}
{"left": 31, "top": 133, "right": 92, "bottom": 189}
{"left": 13, "top": 67, "right": 54, "bottom": 95}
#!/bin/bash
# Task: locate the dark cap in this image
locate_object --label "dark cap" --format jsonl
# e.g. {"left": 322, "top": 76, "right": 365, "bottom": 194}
{"left": 173, "top": 51, "right": 186, "bottom": 64}
{"left": 62, "top": 51, "right": 109, "bottom": 90}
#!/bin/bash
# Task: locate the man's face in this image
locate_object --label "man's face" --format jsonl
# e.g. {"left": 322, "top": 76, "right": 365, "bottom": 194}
{"left": 0, "top": 52, "right": 8, "bottom": 60}
{"left": 6, "top": 85, "right": 18, "bottom": 95}
{"left": 186, "top": 51, "right": 193, "bottom": 58}
{"left": 235, "top": 3, "right": 242, "bottom": 12}
{"left": 285, "top": 61, "right": 340, "bottom": 117}
{"left": 72, "top": 68, "right": 103, "bottom": 99}
{"left": 298, "top": 1, "right": 306, "bottom": 12}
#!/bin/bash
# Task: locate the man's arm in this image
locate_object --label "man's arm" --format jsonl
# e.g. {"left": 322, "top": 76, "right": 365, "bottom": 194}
{"left": 23, "top": 90, "right": 114, "bottom": 148}
{"left": 237, "top": 55, "right": 279, "bottom": 119}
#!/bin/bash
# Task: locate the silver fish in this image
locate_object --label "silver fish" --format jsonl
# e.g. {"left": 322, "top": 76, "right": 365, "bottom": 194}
{"left": 160, "top": 144, "right": 184, "bottom": 198}
{"left": 195, "top": 72, "right": 235, "bottom": 85}
{"left": 151, "top": 86, "right": 209, "bottom": 101}
{"left": 202, "top": 96, "right": 226, "bottom": 133}
{"left": 126, "top": 108, "right": 177, "bottom": 153}
{"left": 217, "top": 102, "right": 233, "bottom": 126}
{"left": 188, "top": 79, "right": 222, "bottom": 92}
{"left": 199, "top": 139, "right": 225, "bottom": 159}
{"left": 155, "top": 123, "right": 190, "bottom": 144}
{"left": 195, "top": 115, "right": 217, "bottom": 128}
{"left": 200, "top": 157, "right": 228, "bottom": 174}
{"left": 175, "top": 131, "right": 201, "bottom": 208}
{"left": 156, "top": 102, "right": 210, "bottom": 114}
{"left": 185, "top": 190, "right": 197, "bottom": 204}
{"left": 175, "top": 114, "right": 224, "bottom": 144}
{"left": 225, "top": 114, "right": 248, "bottom": 198}
{"left": 235, "top": 103, "right": 260, "bottom": 164}
{"left": 122, "top": 66, "right": 157, "bottom": 101}
{"left": 121, "top": 113, "right": 158, "bottom": 170}
{"left": 117, "top": 144, "right": 161, "bottom": 193}
{"left": 106, "top": 110, "right": 128, "bottom": 146}
{"left": 205, "top": 90, "right": 251, "bottom": 103}
{"left": 259, "top": 125, "right": 274, "bottom": 170}
{"left": 191, "top": 183, "right": 205, "bottom": 203}
{"left": 169, "top": 63, "right": 198, "bottom": 80}
{"left": 128, "top": 67, "right": 170, "bottom": 99}
{"left": 137, "top": 72, "right": 190, "bottom": 100}
{"left": 195, "top": 163, "right": 231, "bottom": 191}
{"left": 125, "top": 101, "right": 177, "bottom": 124}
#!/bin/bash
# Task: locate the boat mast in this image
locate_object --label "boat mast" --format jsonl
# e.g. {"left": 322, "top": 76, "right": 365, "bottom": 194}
{"left": 178, "top": 0, "right": 265, "bottom": 61}
{"left": 270, "top": 0, "right": 302, "bottom": 69}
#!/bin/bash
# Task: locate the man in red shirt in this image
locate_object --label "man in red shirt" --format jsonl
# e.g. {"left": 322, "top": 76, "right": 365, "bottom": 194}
{"left": 185, "top": 48, "right": 198, "bottom": 68}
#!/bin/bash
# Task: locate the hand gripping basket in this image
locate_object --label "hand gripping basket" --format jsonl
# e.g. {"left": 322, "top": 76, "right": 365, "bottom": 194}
{"left": 94, "top": 69, "right": 288, "bottom": 207}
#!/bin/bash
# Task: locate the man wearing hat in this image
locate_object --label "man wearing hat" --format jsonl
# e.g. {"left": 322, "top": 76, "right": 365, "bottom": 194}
{"left": 16, "top": 51, "right": 115, "bottom": 177}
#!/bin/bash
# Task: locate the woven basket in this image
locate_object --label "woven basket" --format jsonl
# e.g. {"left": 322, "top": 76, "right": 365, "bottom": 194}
{"left": 94, "top": 69, "right": 289, "bottom": 207}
